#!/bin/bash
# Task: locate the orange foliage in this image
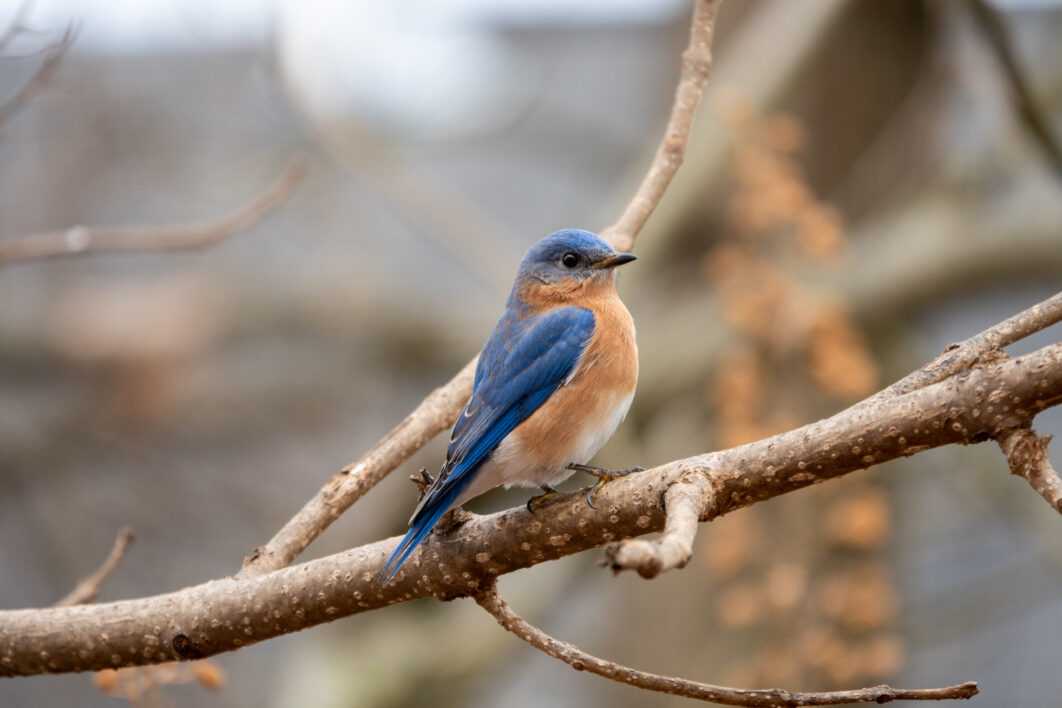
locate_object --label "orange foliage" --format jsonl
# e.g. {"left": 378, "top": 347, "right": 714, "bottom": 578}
{"left": 93, "top": 660, "right": 226, "bottom": 704}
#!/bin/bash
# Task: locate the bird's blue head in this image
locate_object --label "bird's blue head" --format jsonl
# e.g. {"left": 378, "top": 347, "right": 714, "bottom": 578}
{"left": 512, "top": 229, "right": 636, "bottom": 302}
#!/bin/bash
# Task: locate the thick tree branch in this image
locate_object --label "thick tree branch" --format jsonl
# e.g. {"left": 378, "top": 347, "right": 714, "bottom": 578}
{"left": 474, "top": 582, "right": 977, "bottom": 706}
{"left": 599, "top": 0, "right": 720, "bottom": 253}
{"left": 238, "top": 0, "right": 724, "bottom": 579}
{"left": 2, "top": 338, "right": 1060, "bottom": 677}
{"left": 608, "top": 292, "right": 1062, "bottom": 579}
{"left": 0, "top": 158, "right": 306, "bottom": 267}
{"left": 55, "top": 527, "right": 134, "bottom": 608}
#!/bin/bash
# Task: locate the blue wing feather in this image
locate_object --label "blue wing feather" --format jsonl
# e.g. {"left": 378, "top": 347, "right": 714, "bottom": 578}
{"left": 380, "top": 306, "right": 595, "bottom": 583}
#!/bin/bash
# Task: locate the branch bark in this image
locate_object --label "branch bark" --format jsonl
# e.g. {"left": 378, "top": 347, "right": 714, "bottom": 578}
{"left": 0, "top": 158, "right": 306, "bottom": 267}
{"left": 605, "top": 468, "right": 711, "bottom": 578}
{"left": 474, "top": 582, "right": 978, "bottom": 706}
{"left": 998, "top": 426, "right": 1062, "bottom": 512}
{"left": 2, "top": 338, "right": 1060, "bottom": 677}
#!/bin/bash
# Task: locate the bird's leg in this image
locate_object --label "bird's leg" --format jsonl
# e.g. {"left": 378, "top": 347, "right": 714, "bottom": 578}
{"left": 526, "top": 485, "right": 561, "bottom": 514}
{"left": 567, "top": 463, "right": 645, "bottom": 509}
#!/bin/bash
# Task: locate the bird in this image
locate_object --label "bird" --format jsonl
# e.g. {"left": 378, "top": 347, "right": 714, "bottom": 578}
{"left": 380, "top": 229, "right": 639, "bottom": 584}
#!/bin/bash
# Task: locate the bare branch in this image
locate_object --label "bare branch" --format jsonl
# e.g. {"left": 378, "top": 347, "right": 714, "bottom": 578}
{"left": 0, "top": 0, "right": 33, "bottom": 52}
{"left": 966, "top": 0, "right": 1062, "bottom": 180}
{"left": 238, "top": 357, "right": 478, "bottom": 578}
{"left": 2, "top": 338, "right": 1060, "bottom": 676}
{"left": 474, "top": 582, "right": 977, "bottom": 706}
{"left": 0, "top": 157, "right": 307, "bottom": 267}
{"left": 55, "top": 527, "right": 134, "bottom": 607}
{"left": 606, "top": 468, "right": 710, "bottom": 578}
{"left": 860, "top": 290, "right": 1062, "bottom": 406}
{"left": 599, "top": 0, "right": 721, "bottom": 253}
{"left": 238, "top": 0, "right": 726, "bottom": 578}
{"left": 605, "top": 292, "right": 1062, "bottom": 578}
{"left": 998, "top": 426, "right": 1062, "bottom": 513}
{"left": 0, "top": 25, "right": 73, "bottom": 129}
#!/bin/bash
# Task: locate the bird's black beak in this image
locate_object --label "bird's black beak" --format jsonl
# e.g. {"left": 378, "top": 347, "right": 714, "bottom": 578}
{"left": 596, "top": 252, "right": 637, "bottom": 269}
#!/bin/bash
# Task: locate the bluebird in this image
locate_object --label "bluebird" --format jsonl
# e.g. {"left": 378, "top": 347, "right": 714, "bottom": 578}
{"left": 380, "top": 229, "right": 639, "bottom": 583}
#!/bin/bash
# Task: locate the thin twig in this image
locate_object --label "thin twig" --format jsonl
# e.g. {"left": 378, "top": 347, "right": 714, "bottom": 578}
{"left": 238, "top": 0, "right": 726, "bottom": 579}
{"left": 860, "top": 290, "right": 1062, "bottom": 407}
{"left": 0, "top": 157, "right": 307, "bottom": 267}
{"left": 599, "top": 0, "right": 721, "bottom": 253}
{"left": 998, "top": 426, "right": 1062, "bottom": 513}
{"left": 606, "top": 468, "right": 711, "bottom": 578}
{"left": 474, "top": 582, "right": 977, "bottom": 706}
{"left": 0, "top": 0, "right": 32, "bottom": 52}
{"left": 238, "top": 358, "right": 478, "bottom": 578}
{"left": 0, "top": 25, "right": 72, "bottom": 129}
{"left": 55, "top": 527, "right": 134, "bottom": 607}
{"left": 966, "top": 0, "right": 1062, "bottom": 180}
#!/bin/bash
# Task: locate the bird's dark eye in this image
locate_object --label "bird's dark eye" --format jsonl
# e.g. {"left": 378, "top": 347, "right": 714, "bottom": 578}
{"left": 561, "top": 252, "right": 579, "bottom": 268}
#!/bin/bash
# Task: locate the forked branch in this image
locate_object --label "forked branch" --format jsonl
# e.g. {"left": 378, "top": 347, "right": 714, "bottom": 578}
{"left": 0, "top": 25, "right": 73, "bottom": 129}
{"left": 56, "top": 527, "right": 135, "bottom": 607}
{"left": 606, "top": 468, "right": 711, "bottom": 578}
{"left": 998, "top": 426, "right": 1062, "bottom": 512}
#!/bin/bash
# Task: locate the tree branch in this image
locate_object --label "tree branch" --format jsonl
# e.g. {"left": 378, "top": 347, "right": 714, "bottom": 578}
{"left": 2, "top": 338, "right": 1060, "bottom": 677}
{"left": 998, "top": 425, "right": 1061, "bottom": 513}
{"left": 238, "top": 357, "right": 478, "bottom": 577}
{"left": 0, "top": 157, "right": 306, "bottom": 267}
{"left": 237, "top": 0, "right": 725, "bottom": 579}
{"left": 609, "top": 291, "right": 1062, "bottom": 579}
{"left": 605, "top": 468, "right": 711, "bottom": 578}
{"left": 0, "top": 0, "right": 33, "bottom": 53}
{"left": 0, "top": 25, "right": 73, "bottom": 130}
{"left": 474, "top": 582, "right": 977, "bottom": 706}
{"left": 55, "top": 527, "right": 135, "bottom": 608}
{"left": 966, "top": 0, "right": 1062, "bottom": 181}
{"left": 858, "top": 290, "right": 1062, "bottom": 406}
{"left": 599, "top": 0, "right": 721, "bottom": 253}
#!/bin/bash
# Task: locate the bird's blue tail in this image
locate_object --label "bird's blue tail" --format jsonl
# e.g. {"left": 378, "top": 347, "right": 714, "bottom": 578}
{"left": 379, "top": 484, "right": 463, "bottom": 585}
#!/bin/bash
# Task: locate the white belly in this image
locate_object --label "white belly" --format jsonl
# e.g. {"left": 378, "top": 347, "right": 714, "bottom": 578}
{"left": 453, "top": 390, "right": 635, "bottom": 507}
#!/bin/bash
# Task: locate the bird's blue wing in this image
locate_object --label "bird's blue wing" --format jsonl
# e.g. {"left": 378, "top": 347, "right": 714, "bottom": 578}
{"left": 380, "top": 306, "right": 595, "bottom": 583}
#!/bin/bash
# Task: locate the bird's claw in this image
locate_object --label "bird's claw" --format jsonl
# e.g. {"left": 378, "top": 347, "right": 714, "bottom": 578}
{"left": 566, "top": 464, "right": 645, "bottom": 509}
{"left": 526, "top": 486, "right": 560, "bottom": 514}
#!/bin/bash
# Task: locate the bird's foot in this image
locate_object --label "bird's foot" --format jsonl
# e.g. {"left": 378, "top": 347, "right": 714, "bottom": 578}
{"left": 567, "top": 463, "right": 645, "bottom": 510}
{"left": 526, "top": 485, "right": 561, "bottom": 514}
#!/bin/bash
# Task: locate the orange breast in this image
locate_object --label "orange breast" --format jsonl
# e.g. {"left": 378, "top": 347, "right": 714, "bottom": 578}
{"left": 511, "top": 288, "right": 638, "bottom": 472}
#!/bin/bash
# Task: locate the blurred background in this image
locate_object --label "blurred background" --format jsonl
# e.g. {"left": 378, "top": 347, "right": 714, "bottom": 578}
{"left": 1, "top": 0, "right": 1061, "bottom": 705}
